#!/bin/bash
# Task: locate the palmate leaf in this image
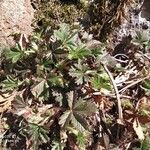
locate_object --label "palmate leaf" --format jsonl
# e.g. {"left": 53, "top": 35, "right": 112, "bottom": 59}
{"left": 28, "top": 123, "right": 49, "bottom": 149}
{"left": 91, "top": 47, "right": 103, "bottom": 57}
{"left": 69, "top": 63, "right": 96, "bottom": 85}
{"left": 73, "top": 99, "right": 97, "bottom": 116}
{"left": 54, "top": 23, "right": 77, "bottom": 46}
{"left": 1, "top": 75, "right": 23, "bottom": 91}
{"left": 59, "top": 110, "right": 72, "bottom": 128}
{"left": 5, "top": 44, "right": 23, "bottom": 63}
{"left": 12, "top": 94, "right": 29, "bottom": 116}
{"left": 65, "top": 31, "right": 78, "bottom": 45}
{"left": 145, "top": 40, "right": 150, "bottom": 49}
{"left": 59, "top": 91, "right": 75, "bottom": 128}
{"left": 0, "top": 93, "right": 15, "bottom": 113}
{"left": 141, "top": 110, "right": 150, "bottom": 117}
{"left": 38, "top": 126, "right": 49, "bottom": 143}
{"left": 32, "top": 79, "right": 49, "bottom": 98}
{"left": 96, "top": 53, "right": 117, "bottom": 68}
{"left": 71, "top": 99, "right": 97, "bottom": 132}
{"left": 59, "top": 91, "right": 97, "bottom": 132}
{"left": 47, "top": 76, "right": 64, "bottom": 87}
{"left": 71, "top": 113, "right": 88, "bottom": 132}
{"left": 132, "top": 30, "right": 149, "bottom": 45}
{"left": 76, "top": 131, "right": 87, "bottom": 150}
{"left": 69, "top": 67, "right": 85, "bottom": 85}
{"left": 68, "top": 44, "right": 91, "bottom": 60}
{"left": 51, "top": 141, "right": 65, "bottom": 150}
{"left": 67, "top": 127, "right": 88, "bottom": 150}
{"left": 5, "top": 43, "right": 35, "bottom": 63}
{"left": 54, "top": 24, "right": 70, "bottom": 42}
{"left": 91, "top": 74, "right": 112, "bottom": 91}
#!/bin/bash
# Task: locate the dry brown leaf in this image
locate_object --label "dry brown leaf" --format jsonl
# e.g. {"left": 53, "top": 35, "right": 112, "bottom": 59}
{"left": 139, "top": 97, "right": 150, "bottom": 110}
{"left": 0, "top": 93, "right": 16, "bottom": 113}
{"left": 133, "top": 118, "right": 145, "bottom": 140}
{"left": 31, "top": 79, "right": 46, "bottom": 98}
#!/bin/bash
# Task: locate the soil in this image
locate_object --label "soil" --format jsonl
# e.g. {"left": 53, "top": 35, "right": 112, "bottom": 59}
{"left": 0, "top": 0, "right": 34, "bottom": 51}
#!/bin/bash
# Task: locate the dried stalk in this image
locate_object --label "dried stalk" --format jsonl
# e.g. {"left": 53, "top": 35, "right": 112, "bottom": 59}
{"left": 119, "top": 76, "right": 150, "bottom": 93}
{"left": 102, "top": 64, "right": 123, "bottom": 120}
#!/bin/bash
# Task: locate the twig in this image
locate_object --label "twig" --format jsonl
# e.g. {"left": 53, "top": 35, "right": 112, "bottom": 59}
{"left": 92, "top": 91, "right": 132, "bottom": 99}
{"left": 102, "top": 64, "right": 123, "bottom": 120}
{"left": 114, "top": 58, "right": 128, "bottom": 63}
{"left": 125, "top": 142, "right": 131, "bottom": 150}
{"left": 114, "top": 54, "right": 129, "bottom": 59}
{"left": 138, "top": 51, "right": 150, "bottom": 60}
{"left": 119, "top": 76, "right": 149, "bottom": 93}
{"left": 105, "top": 93, "right": 133, "bottom": 99}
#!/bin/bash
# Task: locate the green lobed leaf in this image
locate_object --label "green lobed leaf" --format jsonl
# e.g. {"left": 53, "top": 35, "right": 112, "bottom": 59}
{"left": 5, "top": 48, "right": 22, "bottom": 63}
{"left": 71, "top": 113, "right": 88, "bottom": 132}
{"left": 132, "top": 30, "right": 150, "bottom": 46}
{"left": 69, "top": 63, "right": 94, "bottom": 85}
{"left": 48, "top": 76, "right": 64, "bottom": 87}
{"left": 54, "top": 23, "right": 70, "bottom": 42}
{"left": 139, "top": 109, "right": 150, "bottom": 117}
{"left": 73, "top": 99, "right": 97, "bottom": 116}
{"left": 28, "top": 123, "right": 49, "bottom": 149}
{"left": 76, "top": 132, "right": 87, "bottom": 149}
{"left": 32, "top": 79, "right": 49, "bottom": 98}
{"left": 39, "top": 127, "right": 49, "bottom": 143}
{"left": 69, "top": 67, "right": 85, "bottom": 85}
{"left": 51, "top": 141, "right": 65, "bottom": 150}
{"left": 68, "top": 44, "right": 91, "bottom": 60}
{"left": 91, "top": 74, "right": 112, "bottom": 91}
{"left": 65, "top": 30, "right": 78, "bottom": 46}
{"left": 1, "top": 75, "right": 22, "bottom": 91}
{"left": 59, "top": 110, "right": 72, "bottom": 128}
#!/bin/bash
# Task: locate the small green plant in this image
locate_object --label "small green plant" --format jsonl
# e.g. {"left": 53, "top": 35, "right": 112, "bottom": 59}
{"left": 1, "top": 75, "right": 23, "bottom": 91}
{"left": 5, "top": 43, "right": 35, "bottom": 63}
{"left": 140, "top": 138, "right": 150, "bottom": 150}
{"left": 0, "top": 24, "right": 103, "bottom": 149}
{"left": 1, "top": 22, "right": 150, "bottom": 149}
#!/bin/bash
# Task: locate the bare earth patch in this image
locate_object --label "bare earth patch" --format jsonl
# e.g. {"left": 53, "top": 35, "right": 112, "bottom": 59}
{"left": 0, "top": 0, "right": 34, "bottom": 52}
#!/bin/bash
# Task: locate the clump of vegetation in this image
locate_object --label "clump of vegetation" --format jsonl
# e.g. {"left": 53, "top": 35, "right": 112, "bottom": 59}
{"left": 33, "top": 0, "right": 134, "bottom": 42}
{"left": 0, "top": 23, "right": 150, "bottom": 149}
{"left": 32, "top": 0, "right": 86, "bottom": 29}
{"left": 0, "top": 24, "right": 106, "bottom": 149}
{"left": 0, "top": 0, "right": 150, "bottom": 149}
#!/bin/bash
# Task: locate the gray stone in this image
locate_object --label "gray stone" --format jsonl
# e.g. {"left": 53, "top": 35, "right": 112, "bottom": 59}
{"left": 141, "top": 0, "right": 150, "bottom": 21}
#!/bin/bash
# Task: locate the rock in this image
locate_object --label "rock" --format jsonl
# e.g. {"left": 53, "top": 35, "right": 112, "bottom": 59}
{"left": 0, "top": 0, "right": 34, "bottom": 52}
{"left": 141, "top": 0, "right": 150, "bottom": 21}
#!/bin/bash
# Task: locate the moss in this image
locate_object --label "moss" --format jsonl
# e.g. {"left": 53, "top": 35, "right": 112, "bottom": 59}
{"left": 32, "top": 0, "right": 132, "bottom": 42}
{"left": 33, "top": 0, "right": 86, "bottom": 29}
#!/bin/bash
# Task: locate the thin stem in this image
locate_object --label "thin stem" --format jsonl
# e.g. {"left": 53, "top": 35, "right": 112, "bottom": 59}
{"left": 119, "top": 76, "right": 149, "bottom": 93}
{"left": 102, "top": 64, "right": 123, "bottom": 120}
